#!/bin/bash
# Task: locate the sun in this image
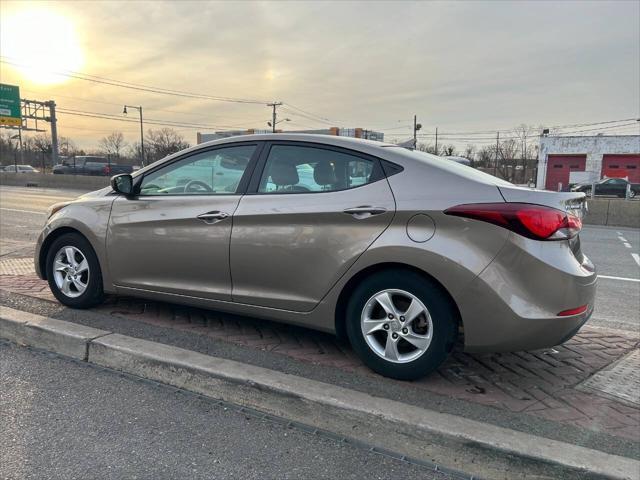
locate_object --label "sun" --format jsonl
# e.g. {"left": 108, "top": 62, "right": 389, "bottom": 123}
{"left": 0, "top": 7, "right": 84, "bottom": 85}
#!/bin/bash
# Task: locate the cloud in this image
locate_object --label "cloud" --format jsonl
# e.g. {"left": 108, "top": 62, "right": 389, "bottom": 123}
{"left": 1, "top": 0, "right": 637, "bottom": 148}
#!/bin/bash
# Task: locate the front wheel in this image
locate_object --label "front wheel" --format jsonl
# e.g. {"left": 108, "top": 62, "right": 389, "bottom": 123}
{"left": 345, "top": 269, "right": 457, "bottom": 380}
{"left": 629, "top": 189, "right": 636, "bottom": 199}
{"left": 45, "top": 233, "right": 105, "bottom": 308}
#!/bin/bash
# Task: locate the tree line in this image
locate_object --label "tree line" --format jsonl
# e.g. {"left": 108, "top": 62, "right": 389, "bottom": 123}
{"left": 0, "top": 127, "right": 191, "bottom": 169}
{"left": 414, "top": 124, "right": 541, "bottom": 184}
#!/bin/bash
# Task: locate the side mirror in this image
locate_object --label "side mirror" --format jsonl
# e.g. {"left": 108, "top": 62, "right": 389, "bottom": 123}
{"left": 111, "top": 174, "right": 134, "bottom": 196}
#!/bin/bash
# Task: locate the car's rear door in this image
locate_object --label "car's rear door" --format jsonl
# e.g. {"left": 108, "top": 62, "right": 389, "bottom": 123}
{"left": 229, "top": 141, "right": 395, "bottom": 312}
{"left": 107, "top": 143, "right": 261, "bottom": 301}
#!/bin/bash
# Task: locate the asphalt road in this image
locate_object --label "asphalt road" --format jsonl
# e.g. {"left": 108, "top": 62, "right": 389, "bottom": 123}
{"left": 0, "top": 341, "right": 453, "bottom": 480}
{"left": 1, "top": 185, "right": 638, "bottom": 331}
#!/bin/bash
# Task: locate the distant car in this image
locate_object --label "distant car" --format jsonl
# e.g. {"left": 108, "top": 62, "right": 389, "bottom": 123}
{"left": 35, "top": 134, "right": 595, "bottom": 381}
{"left": 571, "top": 177, "right": 638, "bottom": 198}
{"left": 52, "top": 156, "right": 134, "bottom": 176}
{"left": 2, "top": 164, "right": 40, "bottom": 173}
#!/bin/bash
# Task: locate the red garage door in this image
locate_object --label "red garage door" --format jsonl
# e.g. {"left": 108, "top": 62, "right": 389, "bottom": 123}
{"left": 545, "top": 155, "right": 587, "bottom": 191}
{"left": 602, "top": 154, "right": 640, "bottom": 183}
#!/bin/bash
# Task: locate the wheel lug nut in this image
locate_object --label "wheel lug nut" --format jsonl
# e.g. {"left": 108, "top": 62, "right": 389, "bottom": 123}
{"left": 402, "top": 328, "right": 408, "bottom": 334}
{"left": 400, "top": 316, "right": 405, "bottom": 322}
{"left": 383, "top": 324, "right": 389, "bottom": 330}
{"left": 392, "top": 332, "right": 398, "bottom": 339}
{"left": 388, "top": 314, "right": 394, "bottom": 319}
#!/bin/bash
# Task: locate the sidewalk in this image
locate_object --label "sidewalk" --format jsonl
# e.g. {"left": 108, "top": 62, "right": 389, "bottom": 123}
{"left": 1, "top": 258, "right": 639, "bottom": 444}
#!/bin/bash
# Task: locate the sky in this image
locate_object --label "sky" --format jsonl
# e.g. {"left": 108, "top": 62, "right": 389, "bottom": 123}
{"left": 0, "top": 0, "right": 639, "bottom": 151}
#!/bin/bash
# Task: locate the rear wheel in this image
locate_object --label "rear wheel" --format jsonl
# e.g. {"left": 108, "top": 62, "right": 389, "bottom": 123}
{"left": 345, "top": 269, "right": 457, "bottom": 380}
{"left": 45, "top": 233, "right": 104, "bottom": 308}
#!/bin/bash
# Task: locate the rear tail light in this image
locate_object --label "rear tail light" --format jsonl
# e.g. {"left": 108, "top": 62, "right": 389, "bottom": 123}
{"left": 103, "top": 165, "right": 111, "bottom": 175}
{"left": 444, "top": 203, "right": 582, "bottom": 240}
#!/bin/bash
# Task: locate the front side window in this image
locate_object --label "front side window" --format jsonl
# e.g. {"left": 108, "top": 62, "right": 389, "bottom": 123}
{"left": 139, "top": 145, "right": 256, "bottom": 195}
{"left": 257, "top": 145, "right": 375, "bottom": 194}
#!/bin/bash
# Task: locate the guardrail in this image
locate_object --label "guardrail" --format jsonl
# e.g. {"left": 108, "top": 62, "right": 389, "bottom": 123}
{"left": 585, "top": 198, "right": 640, "bottom": 228}
{"left": 0, "top": 172, "right": 110, "bottom": 191}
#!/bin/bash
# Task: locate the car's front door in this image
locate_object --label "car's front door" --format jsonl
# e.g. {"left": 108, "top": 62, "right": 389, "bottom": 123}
{"left": 230, "top": 142, "right": 396, "bottom": 311}
{"left": 107, "top": 143, "right": 260, "bottom": 301}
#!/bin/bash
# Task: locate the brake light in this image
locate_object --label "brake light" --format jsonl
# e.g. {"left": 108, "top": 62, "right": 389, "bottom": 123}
{"left": 557, "top": 305, "right": 588, "bottom": 316}
{"left": 444, "top": 203, "right": 582, "bottom": 240}
{"left": 103, "top": 165, "right": 111, "bottom": 175}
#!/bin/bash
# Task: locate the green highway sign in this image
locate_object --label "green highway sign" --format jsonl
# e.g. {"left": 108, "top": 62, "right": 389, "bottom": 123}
{"left": 0, "top": 83, "right": 22, "bottom": 127}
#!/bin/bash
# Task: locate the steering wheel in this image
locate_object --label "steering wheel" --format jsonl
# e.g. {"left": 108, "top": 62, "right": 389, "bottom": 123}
{"left": 184, "top": 180, "right": 214, "bottom": 193}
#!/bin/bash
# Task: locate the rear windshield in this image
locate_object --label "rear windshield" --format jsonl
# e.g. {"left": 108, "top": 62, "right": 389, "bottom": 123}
{"left": 387, "top": 147, "right": 514, "bottom": 187}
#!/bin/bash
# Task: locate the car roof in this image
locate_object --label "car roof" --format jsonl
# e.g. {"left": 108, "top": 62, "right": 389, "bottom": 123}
{"left": 199, "top": 133, "right": 395, "bottom": 149}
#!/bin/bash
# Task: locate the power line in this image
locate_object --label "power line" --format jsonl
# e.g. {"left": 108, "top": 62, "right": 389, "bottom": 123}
{"left": 1, "top": 57, "right": 268, "bottom": 105}
{"left": 55, "top": 108, "right": 253, "bottom": 131}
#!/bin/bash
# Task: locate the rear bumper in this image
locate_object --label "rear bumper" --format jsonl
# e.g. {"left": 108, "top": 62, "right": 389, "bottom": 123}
{"left": 457, "top": 234, "right": 597, "bottom": 353}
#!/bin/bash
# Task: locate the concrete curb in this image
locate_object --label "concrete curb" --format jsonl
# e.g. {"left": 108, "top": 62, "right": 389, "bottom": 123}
{"left": 0, "top": 307, "right": 109, "bottom": 360}
{"left": 1, "top": 306, "right": 638, "bottom": 480}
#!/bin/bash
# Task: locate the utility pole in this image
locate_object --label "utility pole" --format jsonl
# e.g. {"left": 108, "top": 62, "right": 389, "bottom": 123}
{"left": 434, "top": 127, "right": 438, "bottom": 156}
{"left": 46, "top": 100, "right": 59, "bottom": 166}
{"left": 494, "top": 131, "right": 500, "bottom": 177}
{"left": 123, "top": 105, "right": 145, "bottom": 166}
{"left": 267, "top": 102, "right": 283, "bottom": 133}
{"left": 522, "top": 132, "right": 527, "bottom": 184}
{"left": 413, "top": 115, "right": 422, "bottom": 148}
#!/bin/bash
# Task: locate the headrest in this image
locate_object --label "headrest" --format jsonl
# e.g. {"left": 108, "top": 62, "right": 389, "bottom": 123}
{"left": 313, "top": 160, "right": 336, "bottom": 186}
{"left": 270, "top": 161, "right": 299, "bottom": 186}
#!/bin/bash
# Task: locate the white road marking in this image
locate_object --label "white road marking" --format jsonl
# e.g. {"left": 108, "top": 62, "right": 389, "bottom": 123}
{"left": 618, "top": 236, "right": 628, "bottom": 243}
{"left": 623, "top": 242, "right": 632, "bottom": 249}
{"left": 598, "top": 275, "right": 640, "bottom": 283}
{"left": 0, "top": 207, "right": 45, "bottom": 216}
{"left": 617, "top": 231, "right": 623, "bottom": 235}
{"left": 632, "top": 253, "right": 640, "bottom": 268}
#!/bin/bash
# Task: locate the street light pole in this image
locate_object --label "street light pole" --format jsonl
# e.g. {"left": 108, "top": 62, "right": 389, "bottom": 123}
{"left": 124, "top": 105, "right": 145, "bottom": 166}
{"left": 413, "top": 115, "right": 422, "bottom": 148}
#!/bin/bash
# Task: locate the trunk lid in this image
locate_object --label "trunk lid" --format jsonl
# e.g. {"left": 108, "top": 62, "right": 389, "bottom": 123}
{"left": 497, "top": 185, "right": 587, "bottom": 219}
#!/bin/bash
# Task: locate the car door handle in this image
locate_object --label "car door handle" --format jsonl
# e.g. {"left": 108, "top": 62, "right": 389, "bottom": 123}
{"left": 196, "top": 211, "right": 229, "bottom": 224}
{"left": 343, "top": 206, "right": 387, "bottom": 219}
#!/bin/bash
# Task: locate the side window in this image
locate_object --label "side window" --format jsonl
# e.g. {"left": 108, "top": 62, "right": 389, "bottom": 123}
{"left": 139, "top": 145, "right": 256, "bottom": 195}
{"left": 258, "top": 145, "right": 375, "bottom": 194}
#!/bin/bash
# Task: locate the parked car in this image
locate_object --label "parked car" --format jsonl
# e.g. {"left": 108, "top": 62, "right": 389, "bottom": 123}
{"left": 571, "top": 177, "right": 638, "bottom": 198}
{"left": 35, "top": 134, "right": 595, "bottom": 380}
{"left": 52, "top": 156, "right": 134, "bottom": 176}
{"left": 2, "top": 164, "right": 40, "bottom": 173}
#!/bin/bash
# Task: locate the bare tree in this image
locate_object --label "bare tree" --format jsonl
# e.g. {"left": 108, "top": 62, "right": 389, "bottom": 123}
{"left": 441, "top": 145, "right": 456, "bottom": 156}
{"left": 476, "top": 145, "right": 494, "bottom": 168}
{"left": 463, "top": 144, "right": 477, "bottom": 167}
{"left": 99, "top": 131, "right": 127, "bottom": 158}
{"left": 58, "top": 137, "right": 78, "bottom": 157}
{"left": 416, "top": 142, "right": 437, "bottom": 154}
{"left": 497, "top": 138, "right": 520, "bottom": 182}
{"left": 146, "top": 128, "right": 190, "bottom": 161}
{"left": 32, "top": 133, "right": 52, "bottom": 153}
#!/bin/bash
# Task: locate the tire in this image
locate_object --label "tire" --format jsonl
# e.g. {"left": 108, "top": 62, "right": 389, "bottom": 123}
{"left": 345, "top": 269, "right": 457, "bottom": 381}
{"left": 629, "top": 190, "right": 636, "bottom": 199}
{"left": 45, "top": 233, "right": 105, "bottom": 308}
{"left": 584, "top": 188, "right": 592, "bottom": 197}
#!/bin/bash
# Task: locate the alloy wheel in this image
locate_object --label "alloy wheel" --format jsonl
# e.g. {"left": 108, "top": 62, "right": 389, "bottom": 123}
{"left": 53, "top": 246, "right": 90, "bottom": 298}
{"left": 360, "top": 289, "right": 433, "bottom": 364}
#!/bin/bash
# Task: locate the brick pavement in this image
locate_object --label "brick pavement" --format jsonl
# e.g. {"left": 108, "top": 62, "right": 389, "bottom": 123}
{"left": 1, "top": 267, "right": 638, "bottom": 441}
